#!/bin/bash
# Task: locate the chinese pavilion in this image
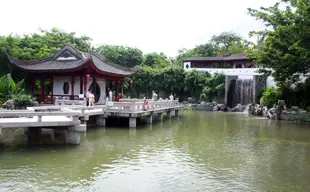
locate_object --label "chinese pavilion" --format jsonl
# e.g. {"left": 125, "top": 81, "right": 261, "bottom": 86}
{"left": 8, "top": 45, "right": 140, "bottom": 104}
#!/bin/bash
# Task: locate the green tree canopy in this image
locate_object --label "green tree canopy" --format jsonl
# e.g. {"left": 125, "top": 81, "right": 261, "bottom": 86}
{"left": 248, "top": 0, "right": 310, "bottom": 84}
{"left": 184, "top": 70, "right": 210, "bottom": 99}
{"left": 0, "top": 28, "right": 92, "bottom": 76}
{"left": 200, "top": 73, "right": 225, "bottom": 102}
{"left": 174, "top": 32, "right": 249, "bottom": 66}
{"left": 210, "top": 32, "right": 249, "bottom": 56}
{"left": 143, "top": 52, "right": 171, "bottom": 68}
{"left": 96, "top": 45, "right": 143, "bottom": 67}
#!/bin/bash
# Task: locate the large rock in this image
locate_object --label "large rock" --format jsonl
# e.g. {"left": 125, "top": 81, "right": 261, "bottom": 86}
{"left": 232, "top": 103, "right": 242, "bottom": 112}
{"left": 31, "top": 101, "right": 39, "bottom": 106}
{"left": 213, "top": 103, "right": 228, "bottom": 112}
{"left": 188, "top": 97, "right": 194, "bottom": 103}
{"left": 2, "top": 100, "right": 15, "bottom": 110}
{"left": 248, "top": 103, "right": 265, "bottom": 116}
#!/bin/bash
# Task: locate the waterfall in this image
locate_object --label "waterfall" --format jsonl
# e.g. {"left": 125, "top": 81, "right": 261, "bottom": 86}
{"left": 232, "top": 79, "right": 253, "bottom": 107}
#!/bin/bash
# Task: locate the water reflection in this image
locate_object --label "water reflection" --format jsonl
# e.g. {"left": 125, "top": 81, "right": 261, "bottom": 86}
{"left": 0, "top": 112, "right": 310, "bottom": 191}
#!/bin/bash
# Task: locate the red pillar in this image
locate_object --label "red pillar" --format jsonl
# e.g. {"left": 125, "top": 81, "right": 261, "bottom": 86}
{"left": 40, "top": 77, "right": 44, "bottom": 103}
{"left": 51, "top": 77, "right": 54, "bottom": 98}
{"left": 30, "top": 75, "right": 34, "bottom": 95}
{"left": 71, "top": 76, "right": 75, "bottom": 100}
{"left": 120, "top": 80, "right": 124, "bottom": 96}
{"left": 84, "top": 75, "right": 88, "bottom": 96}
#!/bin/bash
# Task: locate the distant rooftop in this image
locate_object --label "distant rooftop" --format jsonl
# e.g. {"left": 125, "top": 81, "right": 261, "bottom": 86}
{"left": 184, "top": 54, "right": 252, "bottom": 62}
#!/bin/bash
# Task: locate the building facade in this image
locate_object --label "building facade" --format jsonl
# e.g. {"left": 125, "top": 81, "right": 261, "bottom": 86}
{"left": 8, "top": 45, "right": 140, "bottom": 104}
{"left": 183, "top": 54, "right": 275, "bottom": 88}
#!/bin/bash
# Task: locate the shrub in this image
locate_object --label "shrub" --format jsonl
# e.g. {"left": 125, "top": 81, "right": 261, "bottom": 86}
{"left": 200, "top": 93, "right": 207, "bottom": 101}
{"left": 292, "top": 111, "right": 309, "bottom": 122}
{"left": 10, "top": 94, "right": 36, "bottom": 108}
{"left": 260, "top": 87, "right": 282, "bottom": 108}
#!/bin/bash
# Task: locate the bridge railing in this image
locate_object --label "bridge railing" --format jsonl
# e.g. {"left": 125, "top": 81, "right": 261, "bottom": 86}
{"left": 107, "top": 99, "right": 180, "bottom": 111}
{"left": 28, "top": 105, "right": 107, "bottom": 116}
{"left": 0, "top": 111, "right": 80, "bottom": 122}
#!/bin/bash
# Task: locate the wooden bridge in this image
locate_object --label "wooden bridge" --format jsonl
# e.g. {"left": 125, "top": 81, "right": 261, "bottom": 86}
{"left": 0, "top": 100, "right": 182, "bottom": 145}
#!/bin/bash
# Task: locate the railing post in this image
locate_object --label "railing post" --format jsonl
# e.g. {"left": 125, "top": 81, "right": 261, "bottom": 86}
{"left": 81, "top": 108, "right": 85, "bottom": 115}
{"left": 72, "top": 115, "right": 79, "bottom": 122}
{"left": 132, "top": 102, "right": 135, "bottom": 111}
{"left": 38, "top": 115, "right": 42, "bottom": 122}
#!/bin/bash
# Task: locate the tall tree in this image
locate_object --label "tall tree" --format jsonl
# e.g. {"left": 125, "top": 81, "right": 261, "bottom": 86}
{"left": 96, "top": 45, "right": 143, "bottom": 67}
{"left": 248, "top": 0, "right": 310, "bottom": 84}
{"left": 143, "top": 52, "right": 170, "bottom": 68}
{"left": 174, "top": 43, "right": 218, "bottom": 66}
{"left": 0, "top": 28, "right": 92, "bottom": 79}
{"left": 210, "top": 32, "right": 248, "bottom": 56}
{"left": 184, "top": 70, "right": 210, "bottom": 99}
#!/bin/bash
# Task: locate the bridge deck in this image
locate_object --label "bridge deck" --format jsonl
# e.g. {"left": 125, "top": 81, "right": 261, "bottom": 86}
{"left": 0, "top": 100, "right": 182, "bottom": 129}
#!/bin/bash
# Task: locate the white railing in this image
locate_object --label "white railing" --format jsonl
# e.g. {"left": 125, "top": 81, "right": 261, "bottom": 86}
{"left": 107, "top": 100, "right": 180, "bottom": 111}
{"left": 54, "top": 99, "right": 86, "bottom": 106}
{"left": 185, "top": 68, "right": 260, "bottom": 76}
{"left": 0, "top": 111, "right": 80, "bottom": 122}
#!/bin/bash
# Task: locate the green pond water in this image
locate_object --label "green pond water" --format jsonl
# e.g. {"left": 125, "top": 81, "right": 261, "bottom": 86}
{"left": 1, "top": 111, "right": 310, "bottom": 192}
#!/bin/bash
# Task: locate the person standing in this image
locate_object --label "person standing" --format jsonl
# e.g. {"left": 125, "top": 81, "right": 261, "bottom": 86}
{"left": 152, "top": 90, "right": 157, "bottom": 101}
{"left": 169, "top": 93, "right": 174, "bottom": 101}
{"left": 109, "top": 89, "right": 113, "bottom": 101}
{"left": 88, "top": 90, "right": 95, "bottom": 106}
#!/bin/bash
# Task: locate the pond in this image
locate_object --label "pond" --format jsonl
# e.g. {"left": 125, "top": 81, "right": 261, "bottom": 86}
{"left": 1, "top": 112, "right": 310, "bottom": 191}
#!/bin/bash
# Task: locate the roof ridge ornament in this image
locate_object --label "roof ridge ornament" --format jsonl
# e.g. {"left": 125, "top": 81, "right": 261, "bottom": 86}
{"left": 52, "top": 44, "right": 82, "bottom": 61}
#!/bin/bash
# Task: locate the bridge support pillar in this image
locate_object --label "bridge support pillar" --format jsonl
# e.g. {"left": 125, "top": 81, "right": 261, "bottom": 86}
{"left": 175, "top": 110, "right": 179, "bottom": 117}
{"left": 155, "top": 113, "right": 163, "bottom": 121}
{"left": 0, "top": 127, "right": 2, "bottom": 139}
{"left": 167, "top": 111, "right": 172, "bottom": 119}
{"left": 54, "top": 129, "right": 66, "bottom": 143}
{"left": 129, "top": 117, "right": 137, "bottom": 128}
{"left": 146, "top": 115, "right": 153, "bottom": 124}
{"left": 96, "top": 115, "right": 106, "bottom": 127}
{"left": 28, "top": 128, "right": 42, "bottom": 144}
{"left": 66, "top": 125, "right": 83, "bottom": 145}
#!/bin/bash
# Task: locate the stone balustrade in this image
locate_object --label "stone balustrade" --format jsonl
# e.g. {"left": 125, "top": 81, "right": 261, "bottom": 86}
{"left": 107, "top": 100, "right": 180, "bottom": 111}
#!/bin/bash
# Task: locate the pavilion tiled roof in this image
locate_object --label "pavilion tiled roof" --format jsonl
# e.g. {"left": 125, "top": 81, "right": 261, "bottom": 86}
{"left": 184, "top": 54, "right": 252, "bottom": 62}
{"left": 7, "top": 44, "right": 140, "bottom": 77}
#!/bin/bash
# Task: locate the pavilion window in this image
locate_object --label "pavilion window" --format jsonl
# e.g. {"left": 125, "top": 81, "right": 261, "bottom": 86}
{"left": 63, "top": 82, "right": 70, "bottom": 94}
{"left": 80, "top": 76, "right": 83, "bottom": 94}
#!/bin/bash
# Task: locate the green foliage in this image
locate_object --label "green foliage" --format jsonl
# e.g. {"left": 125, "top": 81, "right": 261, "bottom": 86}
{"left": 96, "top": 45, "right": 143, "bottom": 67}
{"left": 261, "top": 87, "right": 282, "bottom": 108}
{"left": 292, "top": 111, "right": 309, "bottom": 122}
{"left": 10, "top": 93, "right": 36, "bottom": 108}
{"left": 184, "top": 70, "right": 210, "bottom": 99}
{"left": 0, "top": 74, "right": 24, "bottom": 100}
{"left": 184, "top": 105, "right": 193, "bottom": 111}
{"left": 138, "top": 93, "right": 146, "bottom": 99}
{"left": 143, "top": 52, "right": 170, "bottom": 68}
{"left": 127, "top": 65, "right": 185, "bottom": 98}
{"left": 200, "top": 73, "right": 225, "bottom": 102}
{"left": 210, "top": 32, "right": 249, "bottom": 56}
{"left": 174, "top": 32, "right": 249, "bottom": 66}
{"left": 248, "top": 0, "right": 310, "bottom": 84}
{"left": 306, "top": 106, "right": 310, "bottom": 112}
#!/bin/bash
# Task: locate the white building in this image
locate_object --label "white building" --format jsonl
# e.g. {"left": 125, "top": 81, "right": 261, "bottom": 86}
{"left": 183, "top": 54, "right": 276, "bottom": 88}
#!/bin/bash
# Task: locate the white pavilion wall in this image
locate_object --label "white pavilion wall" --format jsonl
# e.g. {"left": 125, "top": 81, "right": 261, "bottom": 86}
{"left": 53, "top": 76, "right": 106, "bottom": 103}
{"left": 53, "top": 76, "right": 81, "bottom": 96}
{"left": 53, "top": 76, "right": 72, "bottom": 96}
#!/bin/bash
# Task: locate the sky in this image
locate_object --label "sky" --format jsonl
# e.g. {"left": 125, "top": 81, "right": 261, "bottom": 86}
{"left": 0, "top": 0, "right": 279, "bottom": 57}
